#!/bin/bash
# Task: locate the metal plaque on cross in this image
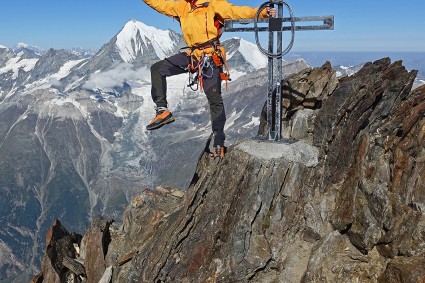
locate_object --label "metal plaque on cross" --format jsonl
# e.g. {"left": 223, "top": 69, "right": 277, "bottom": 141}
{"left": 224, "top": 1, "right": 334, "bottom": 142}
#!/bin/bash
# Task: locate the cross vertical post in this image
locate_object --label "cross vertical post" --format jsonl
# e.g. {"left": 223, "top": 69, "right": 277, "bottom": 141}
{"left": 224, "top": 1, "right": 334, "bottom": 142}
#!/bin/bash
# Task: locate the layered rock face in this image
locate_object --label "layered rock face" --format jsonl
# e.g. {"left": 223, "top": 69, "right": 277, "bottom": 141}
{"left": 34, "top": 58, "right": 425, "bottom": 282}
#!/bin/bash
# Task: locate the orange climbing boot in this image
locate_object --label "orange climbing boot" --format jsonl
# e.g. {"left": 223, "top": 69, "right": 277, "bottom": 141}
{"left": 146, "top": 107, "right": 175, "bottom": 130}
{"left": 212, "top": 145, "right": 226, "bottom": 158}
{"left": 211, "top": 131, "right": 226, "bottom": 158}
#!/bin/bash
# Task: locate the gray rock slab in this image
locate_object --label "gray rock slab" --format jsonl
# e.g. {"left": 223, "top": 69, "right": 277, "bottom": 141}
{"left": 236, "top": 139, "right": 319, "bottom": 167}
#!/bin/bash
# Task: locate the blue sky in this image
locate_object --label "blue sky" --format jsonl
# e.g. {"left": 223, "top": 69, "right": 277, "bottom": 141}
{"left": 0, "top": 0, "right": 424, "bottom": 52}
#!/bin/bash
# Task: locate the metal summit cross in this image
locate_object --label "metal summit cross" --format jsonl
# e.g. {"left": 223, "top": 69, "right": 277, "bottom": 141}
{"left": 224, "top": 1, "right": 334, "bottom": 141}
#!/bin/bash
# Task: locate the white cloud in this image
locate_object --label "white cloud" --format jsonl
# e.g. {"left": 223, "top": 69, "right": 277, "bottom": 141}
{"left": 83, "top": 63, "right": 150, "bottom": 91}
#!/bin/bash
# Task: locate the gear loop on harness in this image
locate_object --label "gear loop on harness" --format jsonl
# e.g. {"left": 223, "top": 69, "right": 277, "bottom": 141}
{"left": 182, "top": 38, "right": 231, "bottom": 92}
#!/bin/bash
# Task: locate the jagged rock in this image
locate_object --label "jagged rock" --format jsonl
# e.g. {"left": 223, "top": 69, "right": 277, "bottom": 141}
{"left": 315, "top": 59, "right": 423, "bottom": 254}
{"left": 258, "top": 61, "right": 338, "bottom": 138}
{"left": 111, "top": 58, "right": 423, "bottom": 282}
{"left": 30, "top": 272, "right": 43, "bottom": 283}
{"left": 80, "top": 216, "right": 113, "bottom": 283}
{"left": 104, "top": 186, "right": 185, "bottom": 282}
{"left": 62, "top": 256, "right": 86, "bottom": 277}
{"left": 98, "top": 266, "right": 113, "bottom": 283}
{"left": 377, "top": 256, "right": 425, "bottom": 283}
{"left": 34, "top": 58, "right": 425, "bottom": 282}
{"left": 282, "top": 61, "right": 337, "bottom": 113}
{"left": 290, "top": 109, "right": 315, "bottom": 141}
{"left": 108, "top": 143, "right": 318, "bottom": 282}
{"left": 39, "top": 220, "right": 82, "bottom": 283}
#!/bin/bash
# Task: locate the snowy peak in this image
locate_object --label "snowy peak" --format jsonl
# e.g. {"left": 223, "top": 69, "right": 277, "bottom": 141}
{"left": 223, "top": 37, "right": 267, "bottom": 72}
{"left": 13, "top": 42, "right": 45, "bottom": 56}
{"left": 115, "top": 19, "right": 182, "bottom": 63}
{"left": 238, "top": 38, "right": 268, "bottom": 69}
{"left": 70, "top": 47, "right": 98, "bottom": 58}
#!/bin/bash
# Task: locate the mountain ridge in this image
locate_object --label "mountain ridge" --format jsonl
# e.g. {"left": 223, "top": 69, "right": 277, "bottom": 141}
{"left": 5, "top": 18, "right": 424, "bottom": 283}
{"left": 32, "top": 58, "right": 425, "bottom": 283}
{"left": 0, "top": 19, "right": 309, "bottom": 281}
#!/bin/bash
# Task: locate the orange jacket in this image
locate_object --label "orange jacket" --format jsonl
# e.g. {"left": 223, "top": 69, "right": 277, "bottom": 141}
{"left": 143, "top": 0, "right": 268, "bottom": 58}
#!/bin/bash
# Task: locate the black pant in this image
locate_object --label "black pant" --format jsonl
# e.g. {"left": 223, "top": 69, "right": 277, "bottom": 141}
{"left": 150, "top": 52, "right": 226, "bottom": 146}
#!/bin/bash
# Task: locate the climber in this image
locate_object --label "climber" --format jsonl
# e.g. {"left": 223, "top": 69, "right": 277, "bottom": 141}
{"left": 142, "top": 0, "right": 276, "bottom": 158}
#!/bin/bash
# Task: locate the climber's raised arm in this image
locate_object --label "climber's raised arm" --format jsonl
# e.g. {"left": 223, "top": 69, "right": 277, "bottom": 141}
{"left": 141, "top": 0, "right": 179, "bottom": 19}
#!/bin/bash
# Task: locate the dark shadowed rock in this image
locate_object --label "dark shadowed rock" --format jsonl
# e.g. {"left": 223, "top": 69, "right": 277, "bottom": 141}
{"left": 80, "top": 216, "right": 113, "bottom": 283}
{"left": 35, "top": 220, "right": 83, "bottom": 283}
{"left": 34, "top": 58, "right": 425, "bottom": 282}
{"left": 62, "top": 256, "right": 86, "bottom": 277}
{"left": 377, "top": 256, "right": 425, "bottom": 283}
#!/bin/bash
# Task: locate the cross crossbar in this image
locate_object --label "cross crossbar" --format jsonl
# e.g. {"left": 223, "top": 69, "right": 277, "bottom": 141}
{"left": 224, "top": 1, "right": 334, "bottom": 142}
{"left": 224, "top": 16, "right": 334, "bottom": 32}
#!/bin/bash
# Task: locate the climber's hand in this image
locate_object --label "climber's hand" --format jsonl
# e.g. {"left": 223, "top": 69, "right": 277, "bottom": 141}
{"left": 267, "top": 7, "right": 277, "bottom": 18}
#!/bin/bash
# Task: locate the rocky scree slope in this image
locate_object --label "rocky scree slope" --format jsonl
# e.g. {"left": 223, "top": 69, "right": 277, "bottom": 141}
{"left": 33, "top": 58, "right": 425, "bottom": 283}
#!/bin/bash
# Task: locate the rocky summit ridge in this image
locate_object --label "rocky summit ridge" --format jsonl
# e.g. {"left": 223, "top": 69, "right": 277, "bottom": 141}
{"left": 0, "top": 20, "right": 310, "bottom": 281}
{"left": 33, "top": 58, "right": 425, "bottom": 283}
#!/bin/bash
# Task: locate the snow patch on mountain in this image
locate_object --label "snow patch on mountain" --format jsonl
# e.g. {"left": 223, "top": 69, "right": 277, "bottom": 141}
{"left": 70, "top": 47, "right": 97, "bottom": 58}
{"left": 335, "top": 65, "right": 358, "bottom": 77}
{"left": 238, "top": 38, "right": 267, "bottom": 69}
{"left": 48, "top": 96, "right": 89, "bottom": 120}
{"left": 65, "top": 76, "right": 86, "bottom": 92}
{"left": 116, "top": 20, "right": 177, "bottom": 63}
{"left": 339, "top": 65, "right": 351, "bottom": 70}
{"left": 131, "top": 72, "right": 196, "bottom": 139}
{"left": 0, "top": 44, "right": 7, "bottom": 49}
{"left": 243, "top": 116, "right": 260, "bottom": 129}
{"left": 226, "top": 37, "right": 267, "bottom": 70}
{"left": 224, "top": 38, "right": 268, "bottom": 80}
{"left": 224, "top": 109, "right": 243, "bottom": 130}
{"left": 228, "top": 70, "right": 247, "bottom": 81}
{"left": 56, "top": 59, "right": 86, "bottom": 81}
{"left": 0, "top": 56, "right": 38, "bottom": 79}
{"left": 24, "top": 59, "right": 86, "bottom": 91}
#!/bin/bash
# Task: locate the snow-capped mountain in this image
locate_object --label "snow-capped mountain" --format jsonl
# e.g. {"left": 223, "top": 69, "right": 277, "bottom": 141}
{"left": 223, "top": 37, "right": 268, "bottom": 72}
{"left": 12, "top": 42, "right": 97, "bottom": 59}
{"left": 0, "top": 45, "right": 15, "bottom": 67}
{"left": 13, "top": 42, "right": 45, "bottom": 56}
{"left": 70, "top": 47, "right": 98, "bottom": 58}
{"left": 1, "top": 20, "right": 274, "bottom": 98}
{"left": 0, "top": 19, "right": 309, "bottom": 282}
{"left": 116, "top": 19, "right": 182, "bottom": 63}
{"left": 55, "top": 20, "right": 185, "bottom": 93}
{"left": 334, "top": 63, "right": 364, "bottom": 77}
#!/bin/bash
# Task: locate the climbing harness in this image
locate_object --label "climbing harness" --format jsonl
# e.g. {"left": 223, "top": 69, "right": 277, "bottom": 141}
{"left": 183, "top": 39, "right": 231, "bottom": 92}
